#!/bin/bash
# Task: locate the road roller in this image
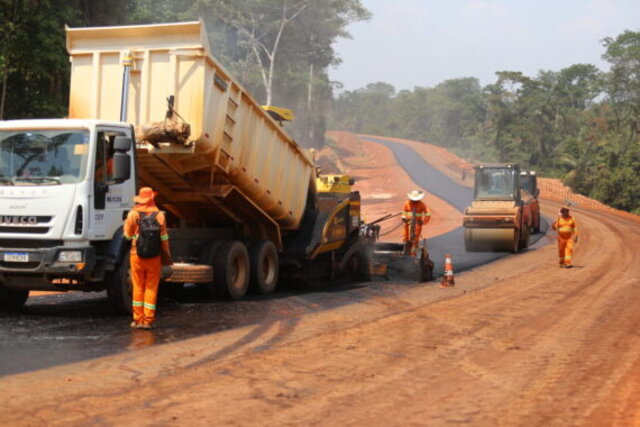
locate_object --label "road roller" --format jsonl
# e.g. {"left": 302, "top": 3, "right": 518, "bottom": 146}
{"left": 463, "top": 163, "right": 533, "bottom": 253}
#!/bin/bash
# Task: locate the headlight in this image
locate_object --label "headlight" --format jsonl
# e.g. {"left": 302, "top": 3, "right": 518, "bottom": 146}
{"left": 58, "top": 250, "right": 83, "bottom": 262}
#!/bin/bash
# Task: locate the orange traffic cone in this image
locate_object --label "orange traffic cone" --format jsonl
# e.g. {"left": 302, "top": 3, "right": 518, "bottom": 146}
{"left": 440, "top": 253, "right": 455, "bottom": 288}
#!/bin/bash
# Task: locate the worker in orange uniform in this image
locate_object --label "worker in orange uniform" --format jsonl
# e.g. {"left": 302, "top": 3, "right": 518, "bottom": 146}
{"left": 124, "top": 187, "right": 172, "bottom": 329}
{"left": 552, "top": 207, "right": 578, "bottom": 268}
{"left": 402, "top": 190, "right": 431, "bottom": 255}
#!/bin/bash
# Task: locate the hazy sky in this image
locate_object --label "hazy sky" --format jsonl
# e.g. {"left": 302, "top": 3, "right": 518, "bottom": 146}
{"left": 330, "top": 0, "right": 640, "bottom": 92}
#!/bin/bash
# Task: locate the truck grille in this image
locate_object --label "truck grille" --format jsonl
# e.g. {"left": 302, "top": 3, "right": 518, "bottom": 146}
{"left": 0, "top": 239, "right": 62, "bottom": 248}
{"left": 0, "top": 226, "right": 50, "bottom": 234}
{"left": 0, "top": 216, "right": 53, "bottom": 234}
{"left": 0, "top": 261, "right": 41, "bottom": 270}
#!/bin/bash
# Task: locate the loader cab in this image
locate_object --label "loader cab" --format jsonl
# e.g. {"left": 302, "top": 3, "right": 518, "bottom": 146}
{"left": 474, "top": 164, "right": 521, "bottom": 202}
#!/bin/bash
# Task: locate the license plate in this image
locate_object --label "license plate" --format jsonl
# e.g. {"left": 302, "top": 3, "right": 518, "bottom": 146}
{"left": 3, "top": 252, "right": 29, "bottom": 262}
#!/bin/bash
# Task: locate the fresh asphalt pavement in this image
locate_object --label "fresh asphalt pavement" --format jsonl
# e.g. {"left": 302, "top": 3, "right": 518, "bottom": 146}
{"left": 359, "top": 135, "right": 548, "bottom": 277}
{"left": 0, "top": 136, "right": 549, "bottom": 377}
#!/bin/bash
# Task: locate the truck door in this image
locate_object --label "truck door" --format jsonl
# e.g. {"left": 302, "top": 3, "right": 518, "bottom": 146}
{"left": 90, "top": 127, "right": 135, "bottom": 240}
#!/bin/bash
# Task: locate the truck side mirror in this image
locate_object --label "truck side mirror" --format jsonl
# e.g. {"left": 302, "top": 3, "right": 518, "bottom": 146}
{"left": 113, "top": 153, "right": 131, "bottom": 182}
{"left": 114, "top": 136, "right": 132, "bottom": 152}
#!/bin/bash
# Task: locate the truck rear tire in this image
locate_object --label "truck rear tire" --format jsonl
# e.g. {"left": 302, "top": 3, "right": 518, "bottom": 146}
{"left": 212, "top": 240, "right": 250, "bottom": 300}
{"left": 106, "top": 256, "right": 132, "bottom": 314}
{"left": 0, "top": 284, "right": 29, "bottom": 311}
{"left": 249, "top": 240, "right": 279, "bottom": 294}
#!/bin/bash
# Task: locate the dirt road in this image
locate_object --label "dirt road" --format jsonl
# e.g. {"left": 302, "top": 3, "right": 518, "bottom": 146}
{"left": 2, "top": 138, "right": 640, "bottom": 425}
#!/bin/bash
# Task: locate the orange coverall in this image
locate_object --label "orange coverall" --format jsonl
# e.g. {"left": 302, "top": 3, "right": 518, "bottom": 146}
{"left": 552, "top": 215, "right": 578, "bottom": 267}
{"left": 402, "top": 200, "right": 431, "bottom": 252}
{"left": 124, "top": 204, "right": 170, "bottom": 327}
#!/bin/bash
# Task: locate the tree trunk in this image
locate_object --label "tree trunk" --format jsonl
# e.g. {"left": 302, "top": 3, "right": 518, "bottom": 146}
{"left": 135, "top": 117, "right": 191, "bottom": 147}
{"left": 0, "top": 69, "right": 7, "bottom": 120}
{"left": 307, "top": 63, "right": 314, "bottom": 111}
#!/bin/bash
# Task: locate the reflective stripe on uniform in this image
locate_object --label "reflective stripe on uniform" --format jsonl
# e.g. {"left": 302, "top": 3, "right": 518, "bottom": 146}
{"left": 161, "top": 235, "right": 169, "bottom": 241}
{"left": 126, "top": 234, "right": 138, "bottom": 241}
{"left": 402, "top": 212, "right": 427, "bottom": 217}
{"left": 143, "top": 302, "right": 156, "bottom": 310}
{"left": 132, "top": 300, "right": 144, "bottom": 307}
{"left": 558, "top": 227, "right": 574, "bottom": 232}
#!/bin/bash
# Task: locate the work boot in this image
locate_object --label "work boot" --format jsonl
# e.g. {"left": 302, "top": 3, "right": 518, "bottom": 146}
{"left": 139, "top": 323, "right": 155, "bottom": 330}
{"left": 565, "top": 264, "right": 573, "bottom": 269}
{"left": 130, "top": 321, "right": 141, "bottom": 329}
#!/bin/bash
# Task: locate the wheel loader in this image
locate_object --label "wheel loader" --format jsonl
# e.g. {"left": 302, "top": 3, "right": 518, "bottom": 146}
{"left": 463, "top": 163, "right": 534, "bottom": 253}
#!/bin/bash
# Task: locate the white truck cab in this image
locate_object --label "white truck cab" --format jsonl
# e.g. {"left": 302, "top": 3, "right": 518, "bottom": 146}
{"left": 0, "top": 119, "right": 135, "bottom": 308}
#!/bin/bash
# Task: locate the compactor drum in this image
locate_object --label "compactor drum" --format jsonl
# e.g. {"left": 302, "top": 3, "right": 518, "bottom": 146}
{"left": 463, "top": 164, "right": 531, "bottom": 253}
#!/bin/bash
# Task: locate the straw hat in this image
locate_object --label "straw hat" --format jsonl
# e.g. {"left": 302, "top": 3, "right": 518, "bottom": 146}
{"left": 407, "top": 190, "right": 424, "bottom": 201}
{"left": 134, "top": 187, "right": 157, "bottom": 204}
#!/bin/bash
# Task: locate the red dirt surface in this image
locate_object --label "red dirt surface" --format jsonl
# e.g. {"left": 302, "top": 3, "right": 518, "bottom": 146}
{"left": 324, "top": 131, "right": 461, "bottom": 241}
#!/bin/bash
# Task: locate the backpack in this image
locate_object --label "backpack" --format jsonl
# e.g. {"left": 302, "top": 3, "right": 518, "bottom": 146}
{"left": 136, "top": 211, "right": 161, "bottom": 258}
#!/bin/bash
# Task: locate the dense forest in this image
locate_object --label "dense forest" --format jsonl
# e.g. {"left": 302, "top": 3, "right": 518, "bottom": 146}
{"left": 332, "top": 31, "right": 640, "bottom": 214}
{"left": 0, "top": 0, "right": 369, "bottom": 147}
{"left": 1, "top": 1, "right": 639, "bottom": 213}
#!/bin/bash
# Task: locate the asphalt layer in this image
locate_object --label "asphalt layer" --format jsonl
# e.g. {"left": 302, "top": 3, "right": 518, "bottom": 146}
{"left": 359, "top": 136, "right": 548, "bottom": 276}
{"left": 0, "top": 136, "right": 549, "bottom": 377}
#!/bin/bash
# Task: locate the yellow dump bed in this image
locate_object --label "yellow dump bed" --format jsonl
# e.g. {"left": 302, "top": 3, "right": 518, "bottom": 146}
{"left": 66, "top": 21, "right": 313, "bottom": 232}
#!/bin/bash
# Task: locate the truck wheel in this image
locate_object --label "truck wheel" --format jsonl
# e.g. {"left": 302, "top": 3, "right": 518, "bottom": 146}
{"left": 212, "top": 241, "right": 250, "bottom": 300}
{"left": 249, "top": 240, "right": 279, "bottom": 294}
{"left": 106, "top": 255, "right": 132, "bottom": 314}
{"left": 0, "top": 284, "right": 29, "bottom": 311}
{"left": 167, "top": 264, "right": 212, "bottom": 283}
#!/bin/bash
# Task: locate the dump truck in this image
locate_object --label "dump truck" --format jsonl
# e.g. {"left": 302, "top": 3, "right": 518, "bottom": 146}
{"left": 463, "top": 163, "right": 534, "bottom": 253}
{"left": 0, "top": 21, "right": 368, "bottom": 312}
{"left": 520, "top": 170, "right": 541, "bottom": 233}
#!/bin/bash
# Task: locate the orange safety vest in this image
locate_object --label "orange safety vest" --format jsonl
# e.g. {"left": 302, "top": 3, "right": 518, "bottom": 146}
{"left": 552, "top": 216, "right": 578, "bottom": 239}
{"left": 402, "top": 200, "right": 431, "bottom": 225}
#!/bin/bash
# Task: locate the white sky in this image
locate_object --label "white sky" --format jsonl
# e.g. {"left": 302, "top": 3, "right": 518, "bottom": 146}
{"left": 330, "top": 0, "right": 640, "bottom": 92}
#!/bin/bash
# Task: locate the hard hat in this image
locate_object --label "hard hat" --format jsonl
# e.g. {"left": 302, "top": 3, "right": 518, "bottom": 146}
{"left": 407, "top": 190, "right": 424, "bottom": 201}
{"left": 134, "top": 187, "right": 157, "bottom": 204}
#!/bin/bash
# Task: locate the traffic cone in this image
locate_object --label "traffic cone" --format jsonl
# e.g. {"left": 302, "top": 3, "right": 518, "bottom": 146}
{"left": 440, "top": 253, "right": 455, "bottom": 288}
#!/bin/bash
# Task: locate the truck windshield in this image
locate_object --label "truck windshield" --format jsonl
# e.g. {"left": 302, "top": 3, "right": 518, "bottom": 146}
{"left": 0, "top": 129, "right": 89, "bottom": 186}
{"left": 475, "top": 168, "right": 516, "bottom": 200}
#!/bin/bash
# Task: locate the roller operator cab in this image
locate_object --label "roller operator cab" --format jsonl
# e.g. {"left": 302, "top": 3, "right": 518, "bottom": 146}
{"left": 463, "top": 163, "right": 532, "bottom": 253}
